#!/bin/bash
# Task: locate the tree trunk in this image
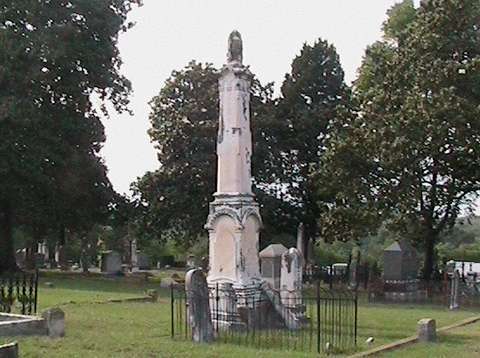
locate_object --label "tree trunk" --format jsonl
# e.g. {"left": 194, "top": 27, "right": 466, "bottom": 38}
{"left": 0, "top": 201, "right": 17, "bottom": 273}
{"left": 58, "top": 225, "right": 68, "bottom": 271}
{"left": 24, "top": 231, "right": 40, "bottom": 271}
{"left": 80, "top": 236, "right": 90, "bottom": 273}
{"left": 423, "top": 229, "right": 437, "bottom": 282}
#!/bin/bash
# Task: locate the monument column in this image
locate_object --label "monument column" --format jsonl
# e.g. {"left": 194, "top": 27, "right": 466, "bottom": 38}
{"left": 205, "top": 30, "right": 262, "bottom": 290}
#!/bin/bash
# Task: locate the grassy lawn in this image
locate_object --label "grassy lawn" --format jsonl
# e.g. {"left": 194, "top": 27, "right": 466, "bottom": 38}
{"left": 381, "top": 322, "right": 480, "bottom": 357}
{"left": 1, "top": 274, "right": 478, "bottom": 357}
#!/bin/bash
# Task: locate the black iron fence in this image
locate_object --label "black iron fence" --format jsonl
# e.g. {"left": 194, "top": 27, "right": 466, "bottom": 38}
{"left": 366, "top": 276, "right": 480, "bottom": 308}
{"left": 171, "top": 282, "right": 357, "bottom": 354}
{"left": 304, "top": 263, "right": 373, "bottom": 291}
{"left": 0, "top": 270, "right": 39, "bottom": 315}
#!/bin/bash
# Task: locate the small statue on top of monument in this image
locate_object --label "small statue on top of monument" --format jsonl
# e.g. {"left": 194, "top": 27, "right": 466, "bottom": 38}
{"left": 227, "top": 30, "right": 243, "bottom": 64}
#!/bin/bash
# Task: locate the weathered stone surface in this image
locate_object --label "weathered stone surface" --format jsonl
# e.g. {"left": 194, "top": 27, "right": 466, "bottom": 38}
{"left": 0, "top": 314, "right": 46, "bottom": 337}
{"left": 449, "top": 269, "right": 460, "bottom": 310}
{"left": 259, "top": 244, "right": 287, "bottom": 290}
{"left": 349, "top": 245, "right": 361, "bottom": 289}
{"left": 296, "top": 223, "right": 305, "bottom": 264}
{"left": 185, "top": 269, "right": 214, "bottom": 343}
{"left": 206, "top": 30, "right": 262, "bottom": 290}
{"left": 280, "top": 248, "right": 303, "bottom": 307}
{"left": 100, "top": 251, "right": 122, "bottom": 274}
{"left": 383, "top": 240, "right": 418, "bottom": 282}
{"left": 417, "top": 318, "right": 436, "bottom": 342}
{"left": 42, "top": 308, "right": 65, "bottom": 338}
{"left": 0, "top": 342, "right": 18, "bottom": 358}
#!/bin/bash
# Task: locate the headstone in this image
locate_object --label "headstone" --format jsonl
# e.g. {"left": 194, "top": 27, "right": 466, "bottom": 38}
{"left": 130, "top": 240, "right": 138, "bottom": 268}
{"left": 186, "top": 255, "right": 196, "bottom": 270}
{"left": 205, "top": 30, "right": 262, "bottom": 289}
{"left": 259, "top": 244, "right": 287, "bottom": 290}
{"left": 136, "top": 251, "right": 151, "bottom": 270}
{"left": 100, "top": 251, "right": 122, "bottom": 274}
{"left": 15, "top": 249, "right": 26, "bottom": 269}
{"left": 296, "top": 223, "right": 305, "bottom": 267}
{"left": 449, "top": 269, "right": 460, "bottom": 310}
{"left": 42, "top": 308, "right": 65, "bottom": 338}
{"left": 383, "top": 240, "right": 418, "bottom": 281}
{"left": 185, "top": 269, "right": 214, "bottom": 343}
{"left": 417, "top": 318, "right": 436, "bottom": 342}
{"left": 280, "top": 248, "right": 303, "bottom": 308}
{"left": 349, "top": 246, "right": 361, "bottom": 289}
{"left": 0, "top": 342, "right": 18, "bottom": 358}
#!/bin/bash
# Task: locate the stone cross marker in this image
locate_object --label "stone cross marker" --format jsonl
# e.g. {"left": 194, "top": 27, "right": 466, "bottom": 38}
{"left": 185, "top": 269, "right": 214, "bottom": 343}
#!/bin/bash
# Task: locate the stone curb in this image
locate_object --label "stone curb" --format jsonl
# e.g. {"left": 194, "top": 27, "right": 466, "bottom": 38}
{"left": 54, "top": 295, "right": 156, "bottom": 308}
{"left": 0, "top": 341, "right": 18, "bottom": 358}
{"left": 348, "top": 315, "right": 480, "bottom": 357}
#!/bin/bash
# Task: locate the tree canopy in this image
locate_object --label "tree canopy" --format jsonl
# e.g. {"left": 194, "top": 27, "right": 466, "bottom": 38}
{"left": 0, "top": 0, "right": 137, "bottom": 272}
{"left": 318, "top": 0, "right": 480, "bottom": 279}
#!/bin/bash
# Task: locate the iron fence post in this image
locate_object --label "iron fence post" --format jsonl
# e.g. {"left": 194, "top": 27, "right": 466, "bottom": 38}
{"left": 216, "top": 283, "right": 219, "bottom": 333}
{"left": 170, "top": 283, "right": 174, "bottom": 338}
{"left": 316, "top": 281, "right": 321, "bottom": 353}
{"left": 34, "top": 269, "right": 39, "bottom": 314}
{"left": 354, "top": 291, "right": 358, "bottom": 346}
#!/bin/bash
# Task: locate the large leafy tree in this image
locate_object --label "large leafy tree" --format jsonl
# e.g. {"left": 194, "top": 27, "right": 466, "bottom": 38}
{"left": 0, "top": 0, "right": 136, "bottom": 272}
{"left": 320, "top": 0, "right": 480, "bottom": 280}
{"left": 133, "top": 61, "right": 286, "bottom": 247}
{"left": 275, "top": 39, "right": 351, "bottom": 250}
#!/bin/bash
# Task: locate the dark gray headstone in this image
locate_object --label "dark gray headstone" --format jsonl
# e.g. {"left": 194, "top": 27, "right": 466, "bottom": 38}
{"left": 100, "top": 251, "right": 122, "bottom": 273}
{"left": 383, "top": 240, "right": 418, "bottom": 281}
{"left": 185, "top": 269, "right": 214, "bottom": 343}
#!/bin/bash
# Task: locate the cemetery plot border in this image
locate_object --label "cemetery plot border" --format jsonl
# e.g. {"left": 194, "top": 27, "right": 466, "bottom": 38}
{"left": 0, "top": 270, "right": 39, "bottom": 315}
{"left": 170, "top": 283, "right": 358, "bottom": 354}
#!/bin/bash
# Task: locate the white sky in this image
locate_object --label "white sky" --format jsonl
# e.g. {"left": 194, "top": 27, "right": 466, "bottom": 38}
{"left": 101, "top": 0, "right": 418, "bottom": 195}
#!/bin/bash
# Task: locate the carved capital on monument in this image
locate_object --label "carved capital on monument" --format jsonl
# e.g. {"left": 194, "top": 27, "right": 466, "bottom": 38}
{"left": 204, "top": 206, "right": 242, "bottom": 231}
{"left": 205, "top": 200, "right": 263, "bottom": 231}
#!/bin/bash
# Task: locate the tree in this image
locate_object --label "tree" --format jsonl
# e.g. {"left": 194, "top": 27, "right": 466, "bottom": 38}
{"left": 133, "top": 61, "right": 283, "bottom": 248}
{"left": 0, "top": 0, "right": 137, "bottom": 272}
{"left": 320, "top": 0, "right": 480, "bottom": 280}
{"left": 275, "top": 39, "right": 351, "bottom": 250}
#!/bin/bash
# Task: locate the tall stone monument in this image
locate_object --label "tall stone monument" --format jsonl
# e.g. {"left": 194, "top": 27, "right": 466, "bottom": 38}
{"left": 205, "top": 30, "right": 263, "bottom": 295}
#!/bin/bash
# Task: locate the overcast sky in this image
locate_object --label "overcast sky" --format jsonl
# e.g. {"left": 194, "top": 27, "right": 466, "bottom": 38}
{"left": 101, "top": 0, "right": 419, "bottom": 195}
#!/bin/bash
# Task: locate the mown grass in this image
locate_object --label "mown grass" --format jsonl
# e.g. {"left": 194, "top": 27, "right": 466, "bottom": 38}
{"left": 381, "top": 322, "right": 480, "bottom": 357}
{"left": 1, "top": 273, "right": 478, "bottom": 357}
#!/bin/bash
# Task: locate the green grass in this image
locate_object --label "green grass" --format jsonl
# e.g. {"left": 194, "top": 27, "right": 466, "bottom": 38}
{"left": 36, "top": 274, "right": 160, "bottom": 309}
{"left": 1, "top": 274, "right": 478, "bottom": 357}
{"left": 381, "top": 322, "right": 480, "bottom": 357}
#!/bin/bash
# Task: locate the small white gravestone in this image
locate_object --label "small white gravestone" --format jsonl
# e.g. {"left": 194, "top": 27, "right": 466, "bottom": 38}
{"left": 449, "top": 269, "right": 460, "bottom": 310}
{"left": 280, "top": 248, "right": 303, "bottom": 308}
{"left": 417, "top": 318, "right": 436, "bottom": 342}
{"left": 185, "top": 269, "right": 214, "bottom": 343}
{"left": 42, "top": 308, "right": 65, "bottom": 338}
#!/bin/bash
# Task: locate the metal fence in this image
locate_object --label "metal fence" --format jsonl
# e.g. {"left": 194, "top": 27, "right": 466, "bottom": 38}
{"left": 366, "top": 276, "right": 480, "bottom": 308}
{"left": 171, "top": 282, "right": 357, "bottom": 354}
{"left": 0, "top": 270, "right": 39, "bottom": 315}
